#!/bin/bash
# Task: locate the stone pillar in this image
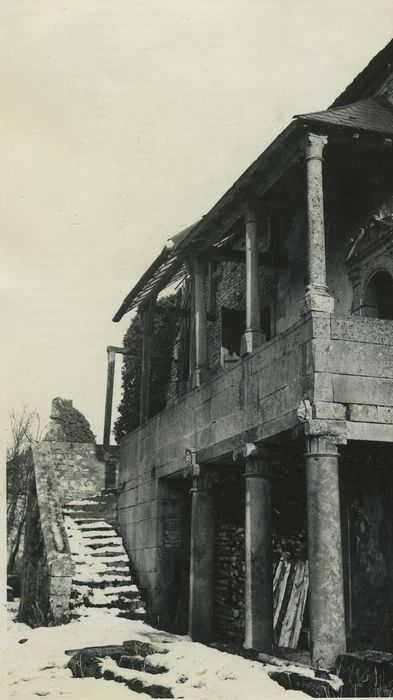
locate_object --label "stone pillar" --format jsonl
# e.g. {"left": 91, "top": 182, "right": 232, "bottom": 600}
{"left": 303, "top": 132, "right": 334, "bottom": 314}
{"left": 241, "top": 204, "right": 265, "bottom": 355}
{"left": 235, "top": 442, "right": 273, "bottom": 652}
{"left": 192, "top": 256, "right": 209, "bottom": 387}
{"left": 305, "top": 432, "right": 346, "bottom": 668}
{"left": 188, "top": 466, "right": 215, "bottom": 642}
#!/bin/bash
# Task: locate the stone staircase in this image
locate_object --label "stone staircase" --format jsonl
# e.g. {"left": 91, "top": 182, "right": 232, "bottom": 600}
{"left": 63, "top": 495, "right": 146, "bottom": 619}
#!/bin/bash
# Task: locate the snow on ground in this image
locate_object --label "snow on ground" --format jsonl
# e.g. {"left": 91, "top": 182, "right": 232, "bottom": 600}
{"left": 7, "top": 601, "right": 308, "bottom": 699}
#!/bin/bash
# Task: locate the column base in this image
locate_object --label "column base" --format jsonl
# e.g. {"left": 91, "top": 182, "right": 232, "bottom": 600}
{"left": 241, "top": 329, "right": 265, "bottom": 356}
{"left": 192, "top": 366, "right": 210, "bottom": 388}
{"left": 302, "top": 288, "right": 334, "bottom": 314}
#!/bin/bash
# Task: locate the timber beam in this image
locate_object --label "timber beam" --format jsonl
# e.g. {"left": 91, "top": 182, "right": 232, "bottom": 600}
{"left": 201, "top": 248, "right": 273, "bottom": 266}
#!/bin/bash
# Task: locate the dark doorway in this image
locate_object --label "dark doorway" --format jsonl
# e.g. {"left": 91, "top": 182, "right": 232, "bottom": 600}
{"left": 362, "top": 270, "right": 393, "bottom": 320}
{"left": 340, "top": 443, "right": 393, "bottom": 651}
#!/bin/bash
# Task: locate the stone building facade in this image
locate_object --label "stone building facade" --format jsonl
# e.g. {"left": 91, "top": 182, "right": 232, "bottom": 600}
{"left": 111, "top": 41, "right": 393, "bottom": 669}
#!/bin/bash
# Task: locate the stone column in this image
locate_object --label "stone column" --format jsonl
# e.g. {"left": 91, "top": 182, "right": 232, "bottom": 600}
{"left": 241, "top": 204, "right": 265, "bottom": 355}
{"left": 303, "top": 132, "right": 334, "bottom": 314}
{"left": 188, "top": 466, "right": 215, "bottom": 642}
{"left": 305, "top": 432, "right": 346, "bottom": 668}
{"left": 193, "top": 256, "right": 210, "bottom": 387}
{"left": 235, "top": 443, "right": 273, "bottom": 652}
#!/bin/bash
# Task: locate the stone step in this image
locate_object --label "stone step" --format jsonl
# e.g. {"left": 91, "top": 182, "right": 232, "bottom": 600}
{"left": 90, "top": 551, "right": 129, "bottom": 558}
{"left": 64, "top": 510, "right": 112, "bottom": 520}
{"left": 80, "top": 532, "right": 118, "bottom": 540}
{"left": 80, "top": 534, "right": 122, "bottom": 543}
{"left": 79, "top": 524, "right": 115, "bottom": 532}
{"left": 85, "top": 543, "right": 122, "bottom": 551}
{"left": 73, "top": 561, "right": 130, "bottom": 573}
{"left": 73, "top": 576, "right": 131, "bottom": 587}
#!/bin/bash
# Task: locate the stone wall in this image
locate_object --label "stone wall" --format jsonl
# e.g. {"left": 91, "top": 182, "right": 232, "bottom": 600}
{"left": 44, "top": 398, "right": 96, "bottom": 443}
{"left": 36, "top": 441, "right": 106, "bottom": 504}
{"left": 118, "top": 314, "right": 314, "bottom": 618}
{"left": 19, "top": 444, "right": 75, "bottom": 627}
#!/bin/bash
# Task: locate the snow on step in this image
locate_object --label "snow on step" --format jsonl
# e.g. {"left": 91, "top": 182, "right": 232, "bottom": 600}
{"left": 83, "top": 535, "right": 122, "bottom": 544}
{"left": 73, "top": 574, "right": 130, "bottom": 585}
{"left": 79, "top": 522, "right": 114, "bottom": 531}
{"left": 63, "top": 503, "right": 146, "bottom": 619}
{"left": 80, "top": 529, "right": 118, "bottom": 537}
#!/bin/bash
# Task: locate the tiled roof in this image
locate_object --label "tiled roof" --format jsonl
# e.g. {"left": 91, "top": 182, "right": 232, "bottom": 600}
{"left": 296, "top": 97, "right": 393, "bottom": 136}
{"left": 332, "top": 39, "right": 393, "bottom": 107}
{"left": 113, "top": 220, "right": 201, "bottom": 320}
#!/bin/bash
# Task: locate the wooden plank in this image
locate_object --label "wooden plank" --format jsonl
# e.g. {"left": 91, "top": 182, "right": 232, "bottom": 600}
{"left": 278, "top": 562, "right": 304, "bottom": 647}
{"left": 286, "top": 562, "right": 309, "bottom": 649}
{"left": 273, "top": 559, "right": 291, "bottom": 628}
{"left": 274, "top": 561, "right": 297, "bottom": 645}
{"left": 331, "top": 317, "right": 393, "bottom": 345}
{"left": 333, "top": 374, "right": 393, "bottom": 406}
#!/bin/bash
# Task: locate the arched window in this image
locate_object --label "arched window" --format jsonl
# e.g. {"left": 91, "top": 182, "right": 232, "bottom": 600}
{"left": 362, "top": 270, "right": 393, "bottom": 320}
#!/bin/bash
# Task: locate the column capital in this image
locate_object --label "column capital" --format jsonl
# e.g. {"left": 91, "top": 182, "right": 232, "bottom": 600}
{"left": 233, "top": 441, "right": 258, "bottom": 462}
{"left": 184, "top": 452, "right": 216, "bottom": 491}
{"left": 304, "top": 418, "right": 347, "bottom": 441}
{"left": 244, "top": 202, "right": 257, "bottom": 224}
{"left": 303, "top": 132, "right": 328, "bottom": 161}
{"left": 305, "top": 433, "right": 339, "bottom": 458}
{"left": 233, "top": 442, "right": 275, "bottom": 477}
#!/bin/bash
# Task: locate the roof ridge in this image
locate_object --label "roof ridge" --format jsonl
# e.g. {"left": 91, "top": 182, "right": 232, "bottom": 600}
{"left": 331, "top": 39, "right": 393, "bottom": 107}
{"left": 295, "top": 96, "right": 389, "bottom": 120}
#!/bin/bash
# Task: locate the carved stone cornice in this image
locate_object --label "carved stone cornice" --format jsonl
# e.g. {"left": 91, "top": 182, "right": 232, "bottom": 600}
{"left": 346, "top": 217, "right": 393, "bottom": 268}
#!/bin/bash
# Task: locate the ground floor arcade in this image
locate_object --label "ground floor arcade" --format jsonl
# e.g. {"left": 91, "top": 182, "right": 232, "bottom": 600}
{"left": 155, "top": 435, "right": 393, "bottom": 670}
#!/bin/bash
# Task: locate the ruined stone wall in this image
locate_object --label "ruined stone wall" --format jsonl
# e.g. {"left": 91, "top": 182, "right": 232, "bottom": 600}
{"left": 44, "top": 398, "right": 96, "bottom": 443}
{"left": 19, "top": 444, "right": 75, "bottom": 627}
{"left": 36, "top": 441, "right": 106, "bottom": 504}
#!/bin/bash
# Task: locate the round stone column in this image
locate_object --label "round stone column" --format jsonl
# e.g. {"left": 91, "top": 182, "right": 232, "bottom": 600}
{"left": 305, "top": 433, "right": 346, "bottom": 668}
{"left": 188, "top": 469, "right": 215, "bottom": 642}
{"left": 244, "top": 452, "right": 273, "bottom": 652}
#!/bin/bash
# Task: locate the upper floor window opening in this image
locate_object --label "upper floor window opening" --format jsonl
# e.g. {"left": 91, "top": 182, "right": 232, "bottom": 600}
{"left": 362, "top": 269, "right": 393, "bottom": 320}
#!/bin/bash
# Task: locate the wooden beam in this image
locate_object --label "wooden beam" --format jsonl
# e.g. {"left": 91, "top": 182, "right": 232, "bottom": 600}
{"left": 107, "top": 345, "right": 138, "bottom": 356}
{"left": 202, "top": 248, "right": 273, "bottom": 266}
{"left": 103, "top": 348, "right": 116, "bottom": 447}
{"left": 154, "top": 304, "right": 189, "bottom": 318}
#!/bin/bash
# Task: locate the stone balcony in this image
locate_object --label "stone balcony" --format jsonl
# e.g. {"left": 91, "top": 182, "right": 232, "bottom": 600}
{"left": 119, "top": 312, "right": 393, "bottom": 486}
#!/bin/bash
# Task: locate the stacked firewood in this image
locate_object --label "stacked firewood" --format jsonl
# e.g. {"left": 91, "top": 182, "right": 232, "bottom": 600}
{"left": 273, "top": 529, "right": 307, "bottom": 562}
{"left": 214, "top": 523, "right": 245, "bottom": 642}
{"left": 214, "top": 522, "right": 308, "bottom": 644}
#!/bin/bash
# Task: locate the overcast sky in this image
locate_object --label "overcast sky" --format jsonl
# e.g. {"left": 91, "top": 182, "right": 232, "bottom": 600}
{"left": 2, "top": 1, "right": 392, "bottom": 444}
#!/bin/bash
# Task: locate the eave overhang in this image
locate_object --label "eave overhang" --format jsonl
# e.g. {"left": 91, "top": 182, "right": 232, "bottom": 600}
{"left": 113, "top": 120, "right": 303, "bottom": 322}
